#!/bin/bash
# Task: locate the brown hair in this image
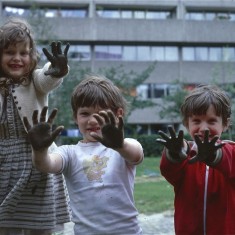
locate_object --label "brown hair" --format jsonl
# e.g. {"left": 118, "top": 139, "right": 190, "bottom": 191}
{"left": 71, "top": 74, "right": 128, "bottom": 119}
{"left": 0, "top": 17, "right": 39, "bottom": 78}
{"left": 181, "top": 84, "right": 231, "bottom": 127}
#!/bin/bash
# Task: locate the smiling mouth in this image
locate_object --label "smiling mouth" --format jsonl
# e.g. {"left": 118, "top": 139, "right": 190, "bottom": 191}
{"left": 10, "top": 64, "right": 23, "bottom": 68}
{"left": 87, "top": 127, "right": 100, "bottom": 132}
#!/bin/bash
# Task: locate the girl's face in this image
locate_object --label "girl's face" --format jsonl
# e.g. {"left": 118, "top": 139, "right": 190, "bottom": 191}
{"left": 187, "top": 104, "right": 229, "bottom": 141}
{"left": 1, "top": 41, "right": 31, "bottom": 80}
{"left": 75, "top": 106, "right": 121, "bottom": 143}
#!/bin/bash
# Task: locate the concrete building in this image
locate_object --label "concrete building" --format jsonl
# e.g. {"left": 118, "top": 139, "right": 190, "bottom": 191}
{"left": 1, "top": 0, "right": 235, "bottom": 134}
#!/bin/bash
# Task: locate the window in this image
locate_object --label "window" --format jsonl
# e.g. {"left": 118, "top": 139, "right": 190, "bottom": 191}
{"left": 58, "top": 9, "right": 87, "bottom": 18}
{"left": 136, "top": 84, "right": 149, "bottom": 99}
{"left": 209, "top": 47, "right": 222, "bottom": 61}
{"left": 95, "top": 46, "right": 109, "bottom": 59}
{"left": 134, "top": 10, "right": 145, "bottom": 19}
{"left": 3, "top": 6, "right": 88, "bottom": 18}
{"left": 205, "top": 13, "right": 216, "bottom": 20}
{"left": 165, "top": 46, "right": 178, "bottom": 61}
{"left": 223, "top": 47, "right": 235, "bottom": 61}
{"left": 3, "top": 6, "right": 29, "bottom": 17}
{"left": 137, "top": 84, "right": 181, "bottom": 99}
{"left": 151, "top": 47, "right": 164, "bottom": 61}
{"left": 69, "top": 45, "right": 90, "bottom": 60}
{"left": 97, "top": 9, "right": 120, "bottom": 18}
{"left": 195, "top": 47, "right": 208, "bottom": 61}
{"left": 146, "top": 11, "right": 171, "bottom": 19}
{"left": 186, "top": 12, "right": 204, "bottom": 20}
{"left": 123, "top": 46, "right": 136, "bottom": 61}
{"left": 95, "top": 46, "right": 122, "bottom": 60}
{"left": 121, "top": 10, "right": 132, "bottom": 18}
{"left": 182, "top": 47, "right": 195, "bottom": 61}
{"left": 153, "top": 84, "right": 166, "bottom": 98}
{"left": 108, "top": 46, "right": 122, "bottom": 60}
{"left": 185, "top": 11, "right": 235, "bottom": 21}
{"left": 137, "top": 46, "right": 150, "bottom": 61}
{"left": 96, "top": 7, "right": 174, "bottom": 19}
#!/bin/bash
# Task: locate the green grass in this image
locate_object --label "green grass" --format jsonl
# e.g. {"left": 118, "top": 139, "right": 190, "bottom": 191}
{"left": 134, "top": 157, "right": 174, "bottom": 214}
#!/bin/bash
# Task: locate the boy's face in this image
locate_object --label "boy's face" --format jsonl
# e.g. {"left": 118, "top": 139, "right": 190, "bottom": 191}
{"left": 1, "top": 41, "right": 31, "bottom": 80}
{"left": 75, "top": 106, "right": 122, "bottom": 143}
{"left": 186, "top": 104, "right": 228, "bottom": 141}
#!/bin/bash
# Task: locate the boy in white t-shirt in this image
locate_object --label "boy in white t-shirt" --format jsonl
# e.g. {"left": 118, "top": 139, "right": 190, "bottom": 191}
{"left": 23, "top": 75, "right": 144, "bottom": 235}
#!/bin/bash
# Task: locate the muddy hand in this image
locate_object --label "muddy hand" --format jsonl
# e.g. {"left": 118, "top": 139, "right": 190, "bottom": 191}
{"left": 90, "top": 110, "right": 124, "bottom": 149}
{"left": 43, "top": 41, "right": 70, "bottom": 77}
{"left": 23, "top": 106, "right": 64, "bottom": 151}
{"left": 157, "top": 125, "right": 188, "bottom": 162}
{"left": 189, "top": 129, "right": 224, "bottom": 164}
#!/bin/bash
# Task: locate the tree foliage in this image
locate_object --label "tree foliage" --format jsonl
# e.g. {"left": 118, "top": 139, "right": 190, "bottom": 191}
{"left": 97, "top": 62, "right": 156, "bottom": 115}
{"left": 49, "top": 61, "right": 156, "bottom": 129}
{"left": 159, "top": 80, "right": 189, "bottom": 120}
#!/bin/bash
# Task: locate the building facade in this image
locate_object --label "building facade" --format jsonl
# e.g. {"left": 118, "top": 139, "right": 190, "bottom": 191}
{"left": 1, "top": 0, "right": 235, "bottom": 134}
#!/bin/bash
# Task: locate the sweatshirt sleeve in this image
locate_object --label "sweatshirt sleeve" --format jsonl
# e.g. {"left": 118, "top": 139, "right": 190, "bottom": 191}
{"left": 32, "top": 62, "right": 69, "bottom": 94}
{"left": 160, "top": 148, "right": 189, "bottom": 186}
{"left": 214, "top": 143, "right": 235, "bottom": 180}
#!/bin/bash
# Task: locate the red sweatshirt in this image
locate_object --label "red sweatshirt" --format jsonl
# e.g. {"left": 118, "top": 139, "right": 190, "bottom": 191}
{"left": 160, "top": 141, "right": 235, "bottom": 235}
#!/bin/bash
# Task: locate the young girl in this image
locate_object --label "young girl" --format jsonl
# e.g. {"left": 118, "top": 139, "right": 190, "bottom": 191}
{"left": 0, "top": 18, "right": 71, "bottom": 234}
{"left": 23, "top": 75, "right": 144, "bottom": 235}
{"left": 157, "top": 84, "right": 235, "bottom": 235}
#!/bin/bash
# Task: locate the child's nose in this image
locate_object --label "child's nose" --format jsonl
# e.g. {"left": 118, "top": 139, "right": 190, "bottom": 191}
{"left": 12, "top": 53, "right": 20, "bottom": 61}
{"left": 199, "top": 123, "right": 209, "bottom": 133}
{"left": 88, "top": 115, "right": 99, "bottom": 124}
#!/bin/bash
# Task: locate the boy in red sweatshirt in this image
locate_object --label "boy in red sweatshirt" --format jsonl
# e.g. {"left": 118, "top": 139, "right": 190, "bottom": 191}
{"left": 157, "top": 84, "right": 235, "bottom": 235}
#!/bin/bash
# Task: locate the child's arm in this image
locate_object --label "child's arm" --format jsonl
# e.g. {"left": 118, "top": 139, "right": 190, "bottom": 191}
{"left": 115, "top": 138, "right": 143, "bottom": 164}
{"left": 90, "top": 110, "right": 143, "bottom": 164}
{"left": 157, "top": 125, "right": 189, "bottom": 163}
{"left": 33, "top": 42, "right": 70, "bottom": 93}
{"left": 23, "top": 106, "right": 64, "bottom": 173}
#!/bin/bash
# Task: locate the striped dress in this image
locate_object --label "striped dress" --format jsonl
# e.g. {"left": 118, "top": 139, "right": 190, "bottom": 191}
{"left": 0, "top": 86, "right": 71, "bottom": 230}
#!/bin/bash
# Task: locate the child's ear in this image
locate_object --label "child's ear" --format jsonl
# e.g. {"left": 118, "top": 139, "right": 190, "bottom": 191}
{"left": 223, "top": 118, "right": 231, "bottom": 132}
{"left": 116, "top": 108, "right": 124, "bottom": 117}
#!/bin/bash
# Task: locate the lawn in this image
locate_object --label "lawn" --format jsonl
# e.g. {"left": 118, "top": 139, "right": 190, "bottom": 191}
{"left": 134, "top": 157, "right": 174, "bottom": 214}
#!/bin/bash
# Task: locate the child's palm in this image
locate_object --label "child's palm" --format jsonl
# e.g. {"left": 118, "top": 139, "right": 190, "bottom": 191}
{"left": 156, "top": 125, "right": 187, "bottom": 161}
{"left": 189, "top": 130, "right": 224, "bottom": 164}
{"left": 90, "top": 110, "right": 124, "bottom": 149}
{"left": 43, "top": 41, "right": 70, "bottom": 77}
{"left": 23, "top": 106, "right": 63, "bottom": 151}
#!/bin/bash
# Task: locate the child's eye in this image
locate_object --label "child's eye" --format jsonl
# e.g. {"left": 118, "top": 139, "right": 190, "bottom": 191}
{"left": 21, "top": 51, "right": 29, "bottom": 56}
{"left": 208, "top": 120, "right": 217, "bottom": 124}
{"left": 4, "top": 50, "right": 14, "bottom": 55}
{"left": 80, "top": 112, "right": 89, "bottom": 116}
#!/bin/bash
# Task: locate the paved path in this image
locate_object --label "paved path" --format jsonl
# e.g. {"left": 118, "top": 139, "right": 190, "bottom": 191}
{"left": 63, "top": 210, "right": 174, "bottom": 235}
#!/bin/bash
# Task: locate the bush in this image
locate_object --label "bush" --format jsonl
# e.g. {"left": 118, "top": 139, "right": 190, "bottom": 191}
{"left": 56, "top": 135, "right": 163, "bottom": 157}
{"left": 136, "top": 135, "right": 162, "bottom": 157}
{"left": 58, "top": 131, "right": 232, "bottom": 158}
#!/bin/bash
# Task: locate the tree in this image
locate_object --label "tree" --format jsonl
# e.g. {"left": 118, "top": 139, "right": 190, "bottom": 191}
{"left": 97, "top": 62, "right": 156, "bottom": 116}
{"left": 49, "top": 61, "right": 157, "bottom": 129}
{"left": 159, "top": 80, "right": 189, "bottom": 120}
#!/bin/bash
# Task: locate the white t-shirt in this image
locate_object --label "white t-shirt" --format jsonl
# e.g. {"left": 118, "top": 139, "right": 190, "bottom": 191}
{"left": 55, "top": 140, "right": 143, "bottom": 235}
